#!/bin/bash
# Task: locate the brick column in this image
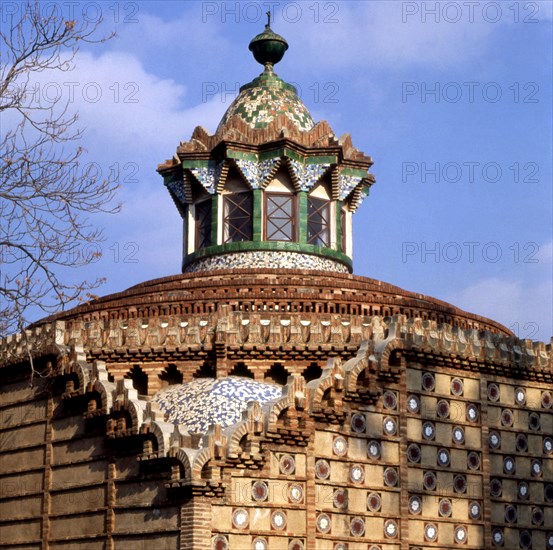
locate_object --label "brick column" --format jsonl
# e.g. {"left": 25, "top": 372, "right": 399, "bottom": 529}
{"left": 41, "top": 395, "right": 54, "bottom": 550}
{"left": 305, "top": 441, "right": 317, "bottom": 550}
{"left": 479, "top": 376, "right": 492, "bottom": 549}
{"left": 180, "top": 496, "right": 212, "bottom": 550}
{"left": 398, "top": 369, "right": 410, "bottom": 550}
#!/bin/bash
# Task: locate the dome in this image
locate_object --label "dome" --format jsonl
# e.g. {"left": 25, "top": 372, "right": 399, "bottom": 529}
{"left": 216, "top": 20, "right": 314, "bottom": 134}
{"left": 216, "top": 70, "right": 315, "bottom": 133}
{"left": 152, "top": 376, "right": 282, "bottom": 434}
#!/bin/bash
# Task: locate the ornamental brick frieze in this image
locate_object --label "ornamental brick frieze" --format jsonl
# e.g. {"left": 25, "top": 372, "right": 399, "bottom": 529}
{"left": 164, "top": 120, "right": 351, "bottom": 160}
{"left": 5, "top": 315, "right": 551, "bottom": 380}
{"left": 32, "top": 271, "right": 513, "bottom": 337}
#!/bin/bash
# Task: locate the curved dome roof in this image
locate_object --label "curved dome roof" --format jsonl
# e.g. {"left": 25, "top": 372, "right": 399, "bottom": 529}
{"left": 216, "top": 71, "right": 315, "bottom": 134}
{"left": 216, "top": 21, "right": 314, "bottom": 134}
{"left": 152, "top": 376, "right": 282, "bottom": 434}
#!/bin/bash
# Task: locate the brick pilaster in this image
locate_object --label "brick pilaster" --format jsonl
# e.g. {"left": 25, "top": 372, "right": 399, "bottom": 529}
{"left": 398, "top": 365, "right": 410, "bottom": 550}
{"left": 305, "top": 439, "right": 317, "bottom": 549}
{"left": 480, "top": 376, "right": 492, "bottom": 549}
{"left": 41, "top": 395, "right": 54, "bottom": 550}
{"left": 105, "top": 460, "right": 116, "bottom": 550}
{"left": 180, "top": 496, "right": 212, "bottom": 550}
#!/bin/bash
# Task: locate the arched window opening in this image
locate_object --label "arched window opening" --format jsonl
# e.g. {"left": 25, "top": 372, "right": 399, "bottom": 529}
{"left": 159, "top": 364, "right": 184, "bottom": 388}
{"left": 229, "top": 363, "right": 255, "bottom": 379}
{"left": 125, "top": 365, "right": 148, "bottom": 396}
{"left": 193, "top": 362, "right": 216, "bottom": 379}
{"left": 302, "top": 363, "right": 322, "bottom": 383}
{"left": 264, "top": 363, "right": 289, "bottom": 385}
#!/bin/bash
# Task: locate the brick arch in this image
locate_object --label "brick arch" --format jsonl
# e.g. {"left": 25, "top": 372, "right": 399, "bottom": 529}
{"left": 112, "top": 379, "right": 143, "bottom": 434}
{"left": 191, "top": 447, "right": 213, "bottom": 480}
{"left": 375, "top": 338, "right": 406, "bottom": 384}
{"left": 145, "top": 421, "right": 171, "bottom": 456}
{"left": 71, "top": 363, "right": 90, "bottom": 392}
{"left": 308, "top": 358, "right": 342, "bottom": 410}
{"left": 167, "top": 448, "right": 193, "bottom": 481}
{"left": 121, "top": 399, "right": 142, "bottom": 435}
{"left": 267, "top": 376, "right": 305, "bottom": 429}
{"left": 228, "top": 423, "right": 250, "bottom": 455}
{"left": 343, "top": 342, "right": 371, "bottom": 393}
{"left": 91, "top": 379, "right": 114, "bottom": 413}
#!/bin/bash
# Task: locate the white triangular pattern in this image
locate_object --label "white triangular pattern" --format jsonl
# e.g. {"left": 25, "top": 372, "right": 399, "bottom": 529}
{"left": 190, "top": 162, "right": 224, "bottom": 194}
{"left": 235, "top": 158, "right": 280, "bottom": 189}
{"left": 288, "top": 160, "right": 330, "bottom": 192}
{"left": 338, "top": 171, "right": 364, "bottom": 200}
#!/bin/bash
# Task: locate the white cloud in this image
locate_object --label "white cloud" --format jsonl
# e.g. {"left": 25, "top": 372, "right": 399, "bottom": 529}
{"left": 66, "top": 51, "right": 227, "bottom": 152}
{"left": 445, "top": 242, "right": 553, "bottom": 342}
{"left": 283, "top": 1, "right": 496, "bottom": 71}
{"left": 5, "top": 45, "right": 227, "bottom": 297}
{"left": 446, "top": 277, "right": 551, "bottom": 341}
{"left": 7, "top": 48, "right": 229, "bottom": 167}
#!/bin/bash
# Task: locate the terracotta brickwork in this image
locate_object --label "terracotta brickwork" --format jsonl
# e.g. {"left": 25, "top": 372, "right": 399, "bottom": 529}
{"left": 1, "top": 312, "right": 552, "bottom": 549}
{"left": 0, "top": 372, "right": 181, "bottom": 548}
{"left": 3, "top": 19, "right": 550, "bottom": 550}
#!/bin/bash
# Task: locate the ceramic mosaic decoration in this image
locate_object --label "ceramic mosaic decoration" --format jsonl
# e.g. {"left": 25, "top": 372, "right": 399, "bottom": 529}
{"left": 185, "top": 250, "right": 349, "bottom": 273}
{"left": 217, "top": 76, "right": 315, "bottom": 133}
{"left": 152, "top": 376, "right": 282, "bottom": 434}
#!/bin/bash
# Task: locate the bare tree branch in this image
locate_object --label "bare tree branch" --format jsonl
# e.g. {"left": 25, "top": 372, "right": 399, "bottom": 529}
{"left": 1, "top": 1, "right": 119, "bottom": 339}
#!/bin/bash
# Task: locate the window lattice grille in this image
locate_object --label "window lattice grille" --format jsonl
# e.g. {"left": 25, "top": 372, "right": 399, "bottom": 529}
{"left": 224, "top": 192, "right": 253, "bottom": 243}
{"left": 195, "top": 200, "right": 212, "bottom": 249}
{"left": 307, "top": 197, "right": 330, "bottom": 247}
{"left": 265, "top": 193, "right": 295, "bottom": 241}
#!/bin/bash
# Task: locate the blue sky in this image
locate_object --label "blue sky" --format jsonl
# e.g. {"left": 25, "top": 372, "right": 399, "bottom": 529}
{"left": 9, "top": 1, "right": 552, "bottom": 340}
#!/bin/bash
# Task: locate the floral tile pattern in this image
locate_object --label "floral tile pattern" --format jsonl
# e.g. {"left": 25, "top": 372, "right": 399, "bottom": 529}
{"left": 218, "top": 84, "right": 314, "bottom": 132}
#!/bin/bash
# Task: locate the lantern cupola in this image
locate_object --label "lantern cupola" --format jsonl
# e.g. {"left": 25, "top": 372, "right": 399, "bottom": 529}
{"left": 158, "top": 19, "right": 375, "bottom": 274}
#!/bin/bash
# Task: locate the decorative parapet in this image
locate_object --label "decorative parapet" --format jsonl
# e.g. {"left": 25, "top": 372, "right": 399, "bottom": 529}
{"left": 7, "top": 315, "right": 550, "bottom": 378}
{"left": 5, "top": 315, "right": 549, "bottom": 491}
{"left": 0, "top": 321, "right": 67, "bottom": 366}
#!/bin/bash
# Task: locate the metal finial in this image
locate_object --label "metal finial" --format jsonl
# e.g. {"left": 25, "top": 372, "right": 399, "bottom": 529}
{"left": 266, "top": 10, "right": 271, "bottom": 28}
